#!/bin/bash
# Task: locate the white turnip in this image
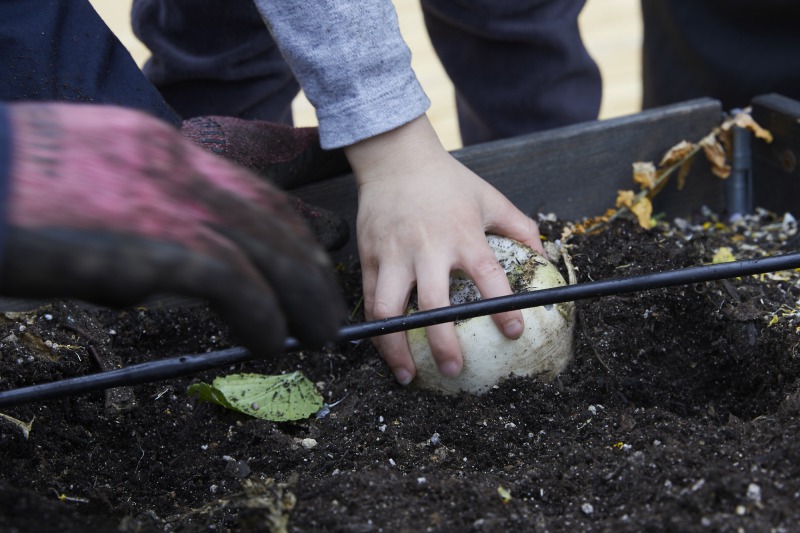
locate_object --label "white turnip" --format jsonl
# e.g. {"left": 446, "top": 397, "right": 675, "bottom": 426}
{"left": 407, "top": 235, "right": 575, "bottom": 395}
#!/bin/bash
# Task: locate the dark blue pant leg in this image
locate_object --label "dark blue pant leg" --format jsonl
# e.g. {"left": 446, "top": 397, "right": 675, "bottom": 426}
{"left": 642, "top": 0, "right": 800, "bottom": 111}
{"left": 421, "top": 0, "right": 601, "bottom": 146}
{"left": 0, "top": 0, "right": 180, "bottom": 125}
{"left": 132, "top": 0, "right": 298, "bottom": 123}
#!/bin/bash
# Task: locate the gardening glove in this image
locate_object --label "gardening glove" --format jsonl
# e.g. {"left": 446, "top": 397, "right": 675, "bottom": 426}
{"left": 2, "top": 102, "right": 345, "bottom": 354}
{"left": 180, "top": 116, "right": 350, "bottom": 189}
{"left": 182, "top": 116, "right": 350, "bottom": 251}
{"left": 289, "top": 195, "right": 349, "bottom": 251}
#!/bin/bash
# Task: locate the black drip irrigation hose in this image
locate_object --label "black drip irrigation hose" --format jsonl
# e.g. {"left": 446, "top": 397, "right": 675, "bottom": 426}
{"left": 1, "top": 252, "right": 799, "bottom": 407}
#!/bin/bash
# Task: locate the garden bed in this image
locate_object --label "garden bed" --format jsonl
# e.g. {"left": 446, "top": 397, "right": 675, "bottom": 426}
{"left": 1, "top": 207, "right": 798, "bottom": 532}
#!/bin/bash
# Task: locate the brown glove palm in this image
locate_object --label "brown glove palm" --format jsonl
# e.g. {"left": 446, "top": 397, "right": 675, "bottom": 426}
{"left": 181, "top": 116, "right": 350, "bottom": 250}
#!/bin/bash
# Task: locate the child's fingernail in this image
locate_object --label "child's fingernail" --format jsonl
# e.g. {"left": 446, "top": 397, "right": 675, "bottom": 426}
{"left": 439, "top": 361, "right": 461, "bottom": 378}
{"left": 504, "top": 319, "right": 524, "bottom": 339}
{"left": 394, "top": 369, "right": 413, "bottom": 385}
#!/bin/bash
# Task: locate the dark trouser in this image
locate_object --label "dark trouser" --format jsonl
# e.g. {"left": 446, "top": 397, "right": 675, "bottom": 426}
{"left": 131, "top": 0, "right": 298, "bottom": 124}
{"left": 0, "top": 0, "right": 180, "bottom": 126}
{"left": 642, "top": 0, "right": 800, "bottom": 111}
{"left": 421, "top": 0, "right": 601, "bottom": 145}
{"left": 132, "top": 0, "right": 601, "bottom": 145}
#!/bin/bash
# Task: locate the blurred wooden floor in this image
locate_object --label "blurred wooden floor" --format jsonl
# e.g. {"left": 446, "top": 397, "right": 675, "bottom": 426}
{"left": 90, "top": 0, "right": 642, "bottom": 150}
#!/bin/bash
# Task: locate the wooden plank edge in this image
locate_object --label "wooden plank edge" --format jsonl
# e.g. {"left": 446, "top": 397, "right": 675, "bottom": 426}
{"left": 296, "top": 98, "right": 723, "bottom": 259}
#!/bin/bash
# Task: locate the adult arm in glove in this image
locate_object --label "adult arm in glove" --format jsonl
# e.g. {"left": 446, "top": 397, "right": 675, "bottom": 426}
{"left": 0, "top": 102, "right": 345, "bottom": 355}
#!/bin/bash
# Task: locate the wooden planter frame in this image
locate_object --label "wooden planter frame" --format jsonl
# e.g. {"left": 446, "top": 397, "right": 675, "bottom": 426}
{"left": 296, "top": 94, "right": 799, "bottom": 259}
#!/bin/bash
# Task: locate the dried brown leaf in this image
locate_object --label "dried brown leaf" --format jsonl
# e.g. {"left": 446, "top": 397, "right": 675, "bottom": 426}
{"left": 616, "top": 190, "right": 636, "bottom": 208}
{"left": 676, "top": 158, "right": 694, "bottom": 190}
{"left": 659, "top": 140, "right": 696, "bottom": 167}
{"left": 722, "top": 111, "right": 773, "bottom": 143}
{"left": 632, "top": 161, "right": 657, "bottom": 190}
{"left": 615, "top": 190, "right": 652, "bottom": 229}
{"left": 699, "top": 134, "right": 731, "bottom": 179}
{"left": 560, "top": 210, "right": 615, "bottom": 241}
{"left": 718, "top": 125, "right": 733, "bottom": 156}
{"left": 630, "top": 197, "right": 653, "bottom": 229}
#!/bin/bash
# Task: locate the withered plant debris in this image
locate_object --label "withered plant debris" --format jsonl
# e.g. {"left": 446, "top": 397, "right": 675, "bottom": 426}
{"left": 563, "top": 109, "right": 774, "bottom": 238}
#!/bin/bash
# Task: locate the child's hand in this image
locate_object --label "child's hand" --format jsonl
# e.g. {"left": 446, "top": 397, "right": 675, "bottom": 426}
{"left": 345, "top": 115, "right": 544, "bottom": 385}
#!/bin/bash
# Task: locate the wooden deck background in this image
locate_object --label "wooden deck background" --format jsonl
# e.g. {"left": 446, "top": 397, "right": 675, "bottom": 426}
{"left": 89, "top": 0, "right": 643, "bottom": 150}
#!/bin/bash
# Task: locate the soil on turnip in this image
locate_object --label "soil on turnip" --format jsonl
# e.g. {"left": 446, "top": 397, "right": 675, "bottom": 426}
{"left": 1, "top": 209, "right": 799, "bottom": 532}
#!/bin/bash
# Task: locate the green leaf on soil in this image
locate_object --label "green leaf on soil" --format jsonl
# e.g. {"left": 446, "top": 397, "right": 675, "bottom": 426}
{"left": 187, "top": 372, "right": 323, "bottom": 422}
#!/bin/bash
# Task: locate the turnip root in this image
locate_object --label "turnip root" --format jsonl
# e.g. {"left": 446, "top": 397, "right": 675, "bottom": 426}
{"left": 406, "top": 235, "right": 575, "bottom": 395}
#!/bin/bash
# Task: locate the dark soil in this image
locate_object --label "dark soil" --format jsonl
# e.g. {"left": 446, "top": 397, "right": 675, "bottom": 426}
{"left": 1, "top": 210, "right": 799, "bottom": 532}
